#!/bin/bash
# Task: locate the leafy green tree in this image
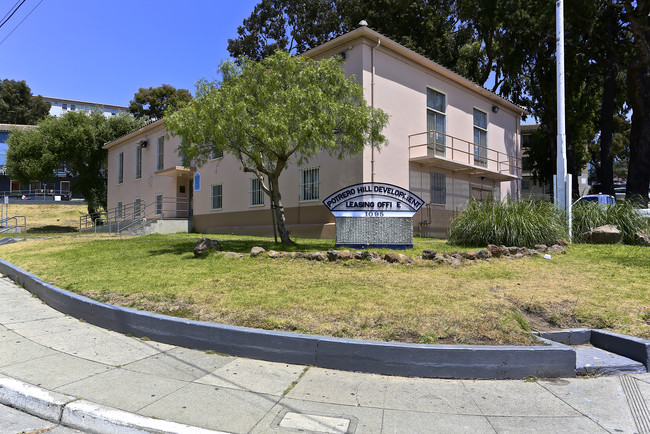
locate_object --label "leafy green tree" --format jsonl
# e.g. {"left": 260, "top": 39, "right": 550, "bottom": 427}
{"left": 0, "top": 79, "right": 50, "bottom": 125}
{"left": 166, "top": 51, "right": 389, "bottom": 244}
{"left": 6, "top": 111, "right": 146, "bottom": 216}
{"left": 128, "top": 84, "right": 192, "bottom": 120}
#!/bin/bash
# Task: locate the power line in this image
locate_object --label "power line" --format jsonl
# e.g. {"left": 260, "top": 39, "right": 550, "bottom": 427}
{"left": 0, "top": 0, "right": 44, "bottom": 47}
{"left": 0, "top": 0, "right": 23, "bottom": 26}
{"left": 0, "top": 0, "right": 27, "bottom": 30}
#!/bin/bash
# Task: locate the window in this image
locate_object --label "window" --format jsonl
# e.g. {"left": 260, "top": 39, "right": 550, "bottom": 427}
{"left": 111, "top": 109, "right": 117, "bottom": 116}
{"left": 473, "top": 108, "right": 488, "bottom": 167}
{"left": 300, "top": 167, "right": 319, "bottom": 201}
{"left": 134, "top": 146, "right": 142, "bottom": 179}
{"left": 426, "top": 88, "right": 446, "bottom": 156}
{"left": 210, "top": 146, "right": 223, "bottom": 160}
{"left": 62, "top": 103, "right": 67, "bottom": 110}
{"left": 117, "top": 152, "right": 124, "bottom": 184}
{"left": 155, "top": 194, "right": 163, "bottom": 215}
{"left": 70, "top": 104, "right": 76, "bottom": 111}
{"left": 10, "top": 180, "right": 19, "bottom": 192}
{"left": 211, "top": 184, "right": 222, "bottom": 210}
{"left": 250, "top": 177, "right": 264, "bottom": 206}
{"left": 134, "top": 198, "right": 142, "bottom": 217}
{"left": 116, "top": 201, "right": 123, "bottom": 219}
{"left": 430, "top": 172, "right": 446, "bottom": 205}
{"left": 156, "top": 136, "right": 164, "bottom": 171}
{"left": 60, "top": 181, "right": 70, "bottom": 194}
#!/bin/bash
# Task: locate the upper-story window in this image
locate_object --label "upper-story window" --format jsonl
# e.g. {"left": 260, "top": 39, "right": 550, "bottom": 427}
{"left": 134, "top": 146, "right": 142, "bottom": 179}
{"left": 62, "top": 103, "right": 68, "bottom": 110}
{"left": 210, "top": 146, "right": 224, "bottom": 160}
{"left": 116, "top": 152, "right": 124, "bottom": 184}
{"left": 70, "top": 104, "right": 76, "bottom": 111}
{"left": 156, "top": 136, "right": 164, "bottom": 171}
{"left": 473, "top": 108, "right": 488, "bottom": 167}
{"left": 426, "top": 88, "right": 446, "bottom": 156}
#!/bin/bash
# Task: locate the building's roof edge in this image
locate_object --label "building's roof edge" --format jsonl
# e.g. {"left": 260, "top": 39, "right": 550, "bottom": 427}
{"left": 103, "top": 118, "right": 164, "bottom": 149}
{"left": 302, "top": 26, "right": 528, "bottom": 116}
{"left": 42, "top": 96, "right": 128, "bottom": 110}
{"left": 0, "top": 123, "right": 37, "bottom": 132}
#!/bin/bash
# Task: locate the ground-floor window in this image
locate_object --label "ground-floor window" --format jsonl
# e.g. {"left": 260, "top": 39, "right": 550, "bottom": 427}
{"left": 300, "top": 167, "right": 319, "bottom": 201}
{"left": 60, "top": 181, "right": 70, "bottom": 194}
{"left": 134, "top": 198, "right": 142, "bottom": 217}
{"left": 211, "top": 184, "right": 222, "bottom": 210}
{"left": 10, "top": 180, "right": 19, "bottom": 192}
{"left": 249, "top": 177, "right": 264, "bottom": 206}
{"left": 430, "top": 172, "right": 446, "bottom": 205}
{"left": 116, "top": 201, "right": 123, "bottom": 219}
{"left": 155, "top": 194, "right": 163, "bottom": 215}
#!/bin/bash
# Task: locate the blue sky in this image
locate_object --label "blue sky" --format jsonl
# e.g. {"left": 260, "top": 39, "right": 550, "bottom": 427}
{"left": 1, "top": 0, "right": 260, "bottom": 106}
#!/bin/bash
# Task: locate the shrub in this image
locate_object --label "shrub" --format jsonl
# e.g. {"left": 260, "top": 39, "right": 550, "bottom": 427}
{"left": 447, "top": 197, "right": 568, "bottom": 247}
{"left": 572, "top": 201, "right": 649, "bottom": 244}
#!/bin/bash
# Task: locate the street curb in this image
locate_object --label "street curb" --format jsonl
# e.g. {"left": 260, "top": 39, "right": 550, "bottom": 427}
{"left": 0, "top": 259, "right": 576, "bottom": 379}
{"left": 0, "top": 376, "right": 226, "bottom": 433}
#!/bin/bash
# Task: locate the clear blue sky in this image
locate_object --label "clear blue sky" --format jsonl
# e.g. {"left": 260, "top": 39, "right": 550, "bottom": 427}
{"left": 1, "top": 0, "right": 260, "bottom": 106}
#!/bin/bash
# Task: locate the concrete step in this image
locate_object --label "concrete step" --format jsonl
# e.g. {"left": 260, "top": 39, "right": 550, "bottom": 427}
{"left": 0, "top": 238, "right": 19, "bottom": 246}
{"left": 575, "top": 345, "right": 646, "bottom": 375}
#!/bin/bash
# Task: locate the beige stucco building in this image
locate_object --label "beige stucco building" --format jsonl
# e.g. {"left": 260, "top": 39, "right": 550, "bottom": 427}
{"left": 104, "top": 26, "right": 526, "bottom": 238}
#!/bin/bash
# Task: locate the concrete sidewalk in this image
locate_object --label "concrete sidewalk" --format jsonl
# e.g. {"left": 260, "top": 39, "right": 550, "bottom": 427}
{"left": 0, "top": 275, "right": 649, "bottom": 433}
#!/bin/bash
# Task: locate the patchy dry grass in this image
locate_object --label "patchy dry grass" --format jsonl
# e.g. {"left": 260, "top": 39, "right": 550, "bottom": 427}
{"left": 2, "top": 203, "right": 88, "bottom": 233}
{"left": 0, "top": 233, "right": 648, "bottom": 345}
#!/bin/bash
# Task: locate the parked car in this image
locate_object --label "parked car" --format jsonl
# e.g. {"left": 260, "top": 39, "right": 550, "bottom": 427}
{"left": 574, "top": 194, "right": 616, "bottom": 206}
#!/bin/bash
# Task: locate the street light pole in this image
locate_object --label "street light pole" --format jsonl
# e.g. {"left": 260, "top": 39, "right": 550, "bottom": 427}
{"left": 556, "top": 0, "right": 572, "bottom": 239}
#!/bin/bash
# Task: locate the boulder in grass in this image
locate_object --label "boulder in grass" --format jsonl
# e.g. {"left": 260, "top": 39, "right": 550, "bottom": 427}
{"left": 635, "top": 231, "right": 650, "bottom": 247}
{"left": 583, "top": 225, "right": 622, "bottom": 244}
{"left": 421, "top": 249, "right": 437, "bottom": 260}
{"left": 250, "top": 246, "right": 266, "bottom": 257}
{"left": 193, "top": 238, "right": 222, "bottom": 257}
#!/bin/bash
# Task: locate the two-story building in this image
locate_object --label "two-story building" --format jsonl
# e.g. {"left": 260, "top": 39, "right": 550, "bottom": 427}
{"left": 104, "top": 26, "right": 526, "bottom": 238}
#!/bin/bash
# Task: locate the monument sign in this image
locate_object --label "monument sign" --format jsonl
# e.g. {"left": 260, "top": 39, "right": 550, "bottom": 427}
{"left": 323, "top": 182, "right": 424, "bottom": 249}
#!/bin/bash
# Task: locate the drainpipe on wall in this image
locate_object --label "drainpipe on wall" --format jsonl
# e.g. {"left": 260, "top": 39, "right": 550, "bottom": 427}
{"left": 371, "top": 38, "right": 381, "bottom": 182}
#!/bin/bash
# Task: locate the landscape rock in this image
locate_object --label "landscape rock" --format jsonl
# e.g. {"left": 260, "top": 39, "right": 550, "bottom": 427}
{"left": 327, "top": 249, "right": 339, "bottom": 262}
{"left": 507, "top": 246, "right": 520, "bottom": 255}
{"left": 585, "top": 225, "right": 622, "bottom": 244}
{"left": 487, "top": 244, "right": 508, "bottom": 257}
{"left": 384, "top": 252, "right": 406, "bottom": 263}
{"left": 464, "top": 251, "right": 477, "bottom": 260}
{"left": 534, "top": 244, "right": 548, "bottom": 252}
{"left": 555, "top": 238, "right": 569, "bottom": 246}
{"left": 250, "top": 246, "right": 266, "bottom": 257}
{"left": 291, "top": 252, "right": 304, "bottom": 259}
{"left": 223, "top": 252, "right": 243, "bottom": 258}
{"left": 475, "top": 249, "right": 490, "bottom": 259}
{"left": 306, "top": 251, "right": 326, "bottom": 261}
{"left": 421, "top": 249, "right": 437, "bottom": 260}
{"left": 635, "top": 230, "right": 650, "bottom": 246}
{"left": 338, "top": 250, "right": 351, "bottom": 260}
{"left": 547, "top": 244, "right": 565, "bottom": 254}
{"left": 193, "top": 238, "right": 222, "bottom": 257}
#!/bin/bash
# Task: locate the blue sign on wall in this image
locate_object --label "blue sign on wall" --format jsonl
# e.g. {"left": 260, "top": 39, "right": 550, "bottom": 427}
{"left": 194, "top": 172, "right": 201, "bottom": 191}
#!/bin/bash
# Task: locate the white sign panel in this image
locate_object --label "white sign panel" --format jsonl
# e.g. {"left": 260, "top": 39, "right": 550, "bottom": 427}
{"left": 323, "top": 183, "right": 424, "bottom": 217}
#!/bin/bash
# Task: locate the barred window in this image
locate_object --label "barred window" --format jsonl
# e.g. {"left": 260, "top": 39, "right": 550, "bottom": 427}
{"left": 211, "top": 184, "right": 222, "bottom": 210}
{"left": 155, "top": 194, "right": 163, "bottom": 215}
{"left": 250, "top": 177, "right": 264, "bottom": 206}
{"left": 300, "top": 167, "right": 319, "bottom": 201}
{"left": 116, "top": 201, "right": 123, "bottom": 219}
{"left": 134, "top": 198, "right": 142, "bottom": 217}
{"left": 430, "top": 172, "right": 446, "bottom": 205}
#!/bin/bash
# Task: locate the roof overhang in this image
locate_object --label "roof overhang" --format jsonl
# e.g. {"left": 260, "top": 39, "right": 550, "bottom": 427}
{"left": 103, "top": 119, "right": 165, "bottom": 150}
{"left": 155, "top": 166, "right": 196, "bottom": 177}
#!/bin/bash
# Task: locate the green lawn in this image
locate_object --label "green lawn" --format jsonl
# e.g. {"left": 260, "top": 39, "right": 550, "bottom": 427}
{"left": 1, "top": 233, "right": 648, "bottom": 345}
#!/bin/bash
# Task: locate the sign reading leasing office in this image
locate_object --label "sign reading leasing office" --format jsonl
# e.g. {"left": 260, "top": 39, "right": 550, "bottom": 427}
{"left": 323, "top": 182, "right": 424, "bottom": 217}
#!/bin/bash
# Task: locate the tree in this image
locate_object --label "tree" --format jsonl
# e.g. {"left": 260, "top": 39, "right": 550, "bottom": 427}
{"left": 128, "top": 84, "right": 192, "bottom": 120}
{"left": 0, "top": 79, "right": 50, "bottom": 125}
{"left": 166, "top": 51, "right": 389, "bottom": 244}
{"left": 6, "top": 111, "right": 146, "bottom": 216}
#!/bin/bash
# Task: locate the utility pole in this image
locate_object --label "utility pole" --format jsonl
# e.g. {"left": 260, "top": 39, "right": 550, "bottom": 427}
{"left": 555, "top": 0, "right": 572, "bottom": 239}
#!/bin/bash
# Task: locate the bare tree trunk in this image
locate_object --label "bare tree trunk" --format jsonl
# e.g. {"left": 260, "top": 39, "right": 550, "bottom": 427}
{"left": 269, "top": 175, "right": 294, "bottom": 244}
{"left": 599, "top": 6, "right": 618, "bottom": 197}
{"left": 626, "top": 62, "right": 650, "bottom": 207}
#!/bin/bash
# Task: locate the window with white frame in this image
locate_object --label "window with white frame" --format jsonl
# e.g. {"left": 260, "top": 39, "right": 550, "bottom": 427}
{"left": 211, "top": 184, "right": 222, "bottom": 210}
{"left": 430, "top": 172, "right": 446, "bottom": 205}
{"left": 473, "top": 108, "right": 488, "bottom": 167}
{"left": 155, "top": 194, "right": 163, "bottom": 215}
{"left": 134, "top": 146, "right": 142, "bottom": 179}
{"left": 249, "top": 177, "right": 264, "bottom": 206}
{"left": 210, "top": 146, "right": 223, "bottom": 160}
{"left": 116, "top": 201, "right": 123, "bottom": 219}
{"left": 117, "top": 152, "right": 124, "bottom": 184}
{"left": 156, "top": 136, "right": 164, "bottom": 171}
{"left": 300, "top": 167, "right": 319, "bottom": 201}
{"left": 426, "top": 88, "right": 446, "bottom": 156}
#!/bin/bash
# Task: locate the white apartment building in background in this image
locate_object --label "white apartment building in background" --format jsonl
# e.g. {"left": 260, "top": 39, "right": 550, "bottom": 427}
{"left": 43, "top": 96, "right": 129, "bottom": 118}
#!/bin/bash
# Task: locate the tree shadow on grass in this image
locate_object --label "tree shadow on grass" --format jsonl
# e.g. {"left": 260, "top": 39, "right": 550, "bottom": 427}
{"left": 28, "top": 225, "right": 78, "bottom": 233}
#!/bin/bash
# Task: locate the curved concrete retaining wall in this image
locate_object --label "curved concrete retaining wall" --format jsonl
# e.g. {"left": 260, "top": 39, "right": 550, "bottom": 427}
{"left": 0, "top": 259, "right": 575, "bottom": 379}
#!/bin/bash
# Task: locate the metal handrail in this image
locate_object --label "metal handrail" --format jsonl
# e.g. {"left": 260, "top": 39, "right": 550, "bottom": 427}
{"left": 408, "top": 130, "right": 521, "bottom": 176}
{"left": 0, "top": 216, "right": 27, "bottom": 241}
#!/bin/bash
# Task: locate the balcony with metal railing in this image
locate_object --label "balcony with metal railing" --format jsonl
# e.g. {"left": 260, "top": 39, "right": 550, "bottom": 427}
{"left": 408, "top": 130, "right": 521, "bottom": 181}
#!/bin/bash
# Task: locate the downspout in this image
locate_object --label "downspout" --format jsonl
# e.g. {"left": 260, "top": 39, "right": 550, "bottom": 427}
{"left": 516, "top": 114, "right": 521, "bottom": 199}
{"left": 371, "top": 38, "right": 381, "bottom": 182}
